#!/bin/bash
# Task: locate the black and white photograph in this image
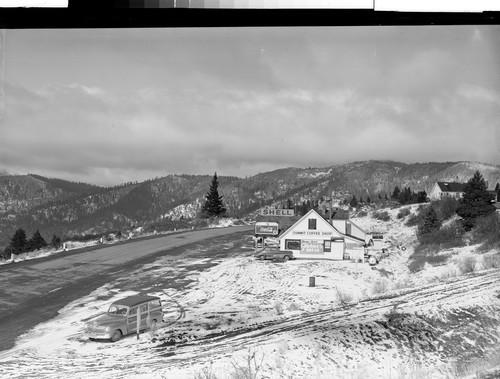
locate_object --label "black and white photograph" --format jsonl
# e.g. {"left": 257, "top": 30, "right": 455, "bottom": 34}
{"left": 0, "top": 7, "right": 500, "bottom": 379}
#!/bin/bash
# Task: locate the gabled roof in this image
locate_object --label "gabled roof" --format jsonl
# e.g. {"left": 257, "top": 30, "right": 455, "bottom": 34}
{"left": 436, "top": 182, "right": 466, "bottom": 193}
{"left": 279, "top": 209, "right": 342, "bottom": 240}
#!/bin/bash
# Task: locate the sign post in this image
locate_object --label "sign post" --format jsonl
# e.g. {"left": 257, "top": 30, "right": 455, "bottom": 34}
{"left": 136, "top": 307, "right": 140, "bottom": 340}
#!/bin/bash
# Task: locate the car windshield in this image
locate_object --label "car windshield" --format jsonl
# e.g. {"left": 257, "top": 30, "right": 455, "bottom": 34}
{"left": 107, "top": 305, "right": 128, "bottom": 316}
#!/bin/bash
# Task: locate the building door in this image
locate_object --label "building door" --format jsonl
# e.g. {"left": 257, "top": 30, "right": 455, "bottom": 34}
{"left": 330, "top": 241, "right": 344, "bottom": 260}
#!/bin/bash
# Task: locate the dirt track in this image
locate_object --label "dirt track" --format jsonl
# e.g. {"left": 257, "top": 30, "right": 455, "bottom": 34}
{"left": 0, "top": 226, "right": 252, "bottom": 351}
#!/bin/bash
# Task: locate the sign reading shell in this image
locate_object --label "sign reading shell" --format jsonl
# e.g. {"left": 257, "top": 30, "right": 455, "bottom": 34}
{"left": 259, "top": 208, "right": 295, "bottom": 217}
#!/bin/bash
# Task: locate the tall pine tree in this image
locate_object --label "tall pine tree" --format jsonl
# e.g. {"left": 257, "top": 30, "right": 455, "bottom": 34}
{"left": 27, "top": 230, "right": 48, "bottom": 251}
{"left": 456, "top": 171, "right": 495, "bottom": 231}
{"left": 9, "top": 228, "right": 28, "bottom": 255}
{"left": 201, "top": 172, "right": 227, "bottom": 218}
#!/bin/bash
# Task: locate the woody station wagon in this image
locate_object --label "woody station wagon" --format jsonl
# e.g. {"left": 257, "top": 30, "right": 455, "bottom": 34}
{"left": 84, "top": 295, "right": 163, "bottom": 342}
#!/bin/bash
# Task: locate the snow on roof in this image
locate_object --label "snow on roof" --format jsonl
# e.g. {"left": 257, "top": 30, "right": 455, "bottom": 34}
{"left": 111, "top": 295, "right": 160, "bottom": 307}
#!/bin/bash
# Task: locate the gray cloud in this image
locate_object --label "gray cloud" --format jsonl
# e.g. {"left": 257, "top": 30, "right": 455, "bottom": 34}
{"left": 1, "top": 26, "right": 499, "bottom": 186}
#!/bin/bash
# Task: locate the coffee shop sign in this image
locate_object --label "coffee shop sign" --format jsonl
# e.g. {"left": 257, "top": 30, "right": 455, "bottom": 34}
{"left": 260, "top": 208, "right": 295, "bottom": 217}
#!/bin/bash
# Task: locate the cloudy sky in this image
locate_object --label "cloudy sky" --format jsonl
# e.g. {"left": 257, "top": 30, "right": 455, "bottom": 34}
{"left": 1, "top": 26, "right": 499, "bottom": 186}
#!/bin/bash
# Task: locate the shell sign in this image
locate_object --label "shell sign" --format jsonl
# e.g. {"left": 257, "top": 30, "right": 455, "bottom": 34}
{"left": 259, "top": 208, "right": 295, "bottom": 217}
{"left": 255, "top": 222, "right": 279, "bottom": 235}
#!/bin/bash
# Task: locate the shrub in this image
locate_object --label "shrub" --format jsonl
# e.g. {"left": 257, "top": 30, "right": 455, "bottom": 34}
{"left": 371, "top": 278, "right": 389, "bottom": 295}
{"left": 384, "top": 305, "right": 409, "bottom": 327}
{"left": 483, "top": 253, "right": 500, "bottom": 269}
{"left": 408, "top": 250, "right": 449, "bottom": 273}
{"left": 274, "top": 301, "right": 284, "bottom": 315}
{"left": 417, "top": 207, "right": 441, "bottom": 237}
{"left": 406, "top": 213, "right": 422, "bottom": 227}
{"left": 459, "top": 255, "right": 477, "bottom": 274}
{"left": 357, "top": 210, "right": 368, "bottom": 217}
{"left": 193, "top": 364, "right": 218, "bottom": 379}
{"left": 0, "top": 248, "right": 11, "bottom": 260}
{"left": 230, "top": 350, "right": 264, "bottom": 379}
{"left": 397, "top": 208, "right": 411, "bottom": 219}
{"left": 417, "top": 220, "right": 466, "bottom": 249}
{"left": 335, "top": 287, "right": 354, "bottom": 305}
{"left": 433, "top": 197, "right": 460, "bottom": 222}
{"left": 472, "top": 213, "right": 500, "bottom": 251}
{"left": 373, "top": 211, "right": 391, "bottom": 222}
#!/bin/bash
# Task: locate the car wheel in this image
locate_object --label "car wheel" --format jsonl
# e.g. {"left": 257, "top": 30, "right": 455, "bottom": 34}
{"left": 110, "top": 329, "right": 122, "bottom": 342}
{"left": 259, "top": 255, "right": 265, "bottom": 260}
{"left": 283, "top": 255, "right": 290, "bottom": 262}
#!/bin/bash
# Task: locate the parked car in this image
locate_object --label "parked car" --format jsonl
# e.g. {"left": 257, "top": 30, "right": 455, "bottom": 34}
{"left": 84, "top": 295, "right": 163, "bottom": 342}
{"left": 254, "top": 249, "right": 294, "bottom": 262}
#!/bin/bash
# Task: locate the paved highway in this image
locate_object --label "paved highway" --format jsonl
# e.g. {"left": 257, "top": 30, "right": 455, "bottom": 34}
{"left": 0, "top": 225, "right": 253, "bottom": 351}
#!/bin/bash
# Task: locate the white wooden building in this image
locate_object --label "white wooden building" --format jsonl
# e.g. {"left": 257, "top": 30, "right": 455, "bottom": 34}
{"left": 429, "top": 182, "right": 466, "bottom": 201}
{"left": 279, "top": 209, "right": 366, "bottom": 260}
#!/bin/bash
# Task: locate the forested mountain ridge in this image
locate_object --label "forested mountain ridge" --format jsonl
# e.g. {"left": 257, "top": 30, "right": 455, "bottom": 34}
{"left": 1, "top": 160, "right": 499, "bottom": 247}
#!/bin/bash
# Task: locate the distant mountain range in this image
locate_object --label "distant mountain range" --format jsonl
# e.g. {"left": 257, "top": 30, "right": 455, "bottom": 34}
{"left": 1, "top": 160, "right": 499, "bottom": 247}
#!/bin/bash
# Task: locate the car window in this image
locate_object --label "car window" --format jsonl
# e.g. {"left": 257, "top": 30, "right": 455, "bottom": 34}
{"left": 140, "top": 304, "right": 148, "bottom": 313}
{"left": 149, "top": 300, "right": 161, "bottom": 310}
{"left": 129, "top": 306, "right": 138, "bottom": 316}
{"left": 108, "top": 305, "right": 128, "bottom": 316}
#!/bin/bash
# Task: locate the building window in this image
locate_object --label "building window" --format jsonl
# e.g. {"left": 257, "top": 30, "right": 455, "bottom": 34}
{"left": 308, "top": 218, "right": 317, "bottom": 230}
{"left": 324, "top": 240, "right": 331, "bottom": 252}
{"left": 285, "top": 239, "right": 301, "bottom": 250}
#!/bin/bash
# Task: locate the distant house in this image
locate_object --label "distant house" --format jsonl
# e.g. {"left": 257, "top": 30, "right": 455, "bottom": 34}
{"left": 429, "top": 182, "right": 466, "bottom": 201}
{"left": 429, "top": 181, "right": 498, "bottom": 202}
{"left": 278, "top": 209, "right": 366, "bottom": 260}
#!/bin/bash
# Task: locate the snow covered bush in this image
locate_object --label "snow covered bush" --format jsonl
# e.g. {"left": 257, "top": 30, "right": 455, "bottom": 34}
{"left": 370, "top": 278, "right": 389, "bottom": 295}
{"left": 273, "top": 301, "right": 284, "bottom": 315}
{"left": 335, "top": 287, "right": 354, "bottom": 305}
{"left": 483, "top": 253, "right": 500, "bottom": 269}
{"left": 458, "top": 255, "right": 477, "bottom": 274}
{"left": 397, "top": 208, "right": 411, "bottom": 219}
{"left": 229, "top": 349, "right": 264, "bottom": 379}
{"left": 472, "top": 213, "right": 500, "bottom": 252}
{"left": 373, "top": 211, "right": 391, "bottom": 221}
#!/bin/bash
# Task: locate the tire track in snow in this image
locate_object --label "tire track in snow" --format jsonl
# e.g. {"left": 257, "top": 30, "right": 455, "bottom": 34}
{"left": 152, "top": 269, "right": 500, "bottom": 368}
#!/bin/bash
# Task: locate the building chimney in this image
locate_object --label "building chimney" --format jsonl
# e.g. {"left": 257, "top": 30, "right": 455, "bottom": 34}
{"left": 329, "top": 198, "right": 332, "bottom": 224}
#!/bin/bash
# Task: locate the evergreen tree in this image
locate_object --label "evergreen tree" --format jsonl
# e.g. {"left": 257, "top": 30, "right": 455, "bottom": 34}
{"left": 456, "top": 171, "right": 496, "bottom": 231}
{"left": 392, "top": 186, "right": 401, "bottom": 200}
{"left": 398, "top": 187, "right": 418, "bottom": 205}
{"left": 417, "top": 207, "right": 441, "bottom": 237}
{"left": 366, "top": 196, "right": 371, "bottom": 204}
{"left": 286, "top": 198, "right": 294, "bottom": 209}
{"left": 349, "top": 195, "right": 358, "bottom": 207}
{"left": 200, "top": 172, "right": 226, "bottom": 218}
{"left": 495, "top": 182, "right": 500, "bottom": 200}
{"left": 9, "top": 228, "right": 28, "bottom": 255}
{"left": 384, "top": 193, "right": 388, "bottom": 200}
{"left": 417, "top": 191, "right": 428, "bottom": 203}
{"left": 27, "top": 230, "right": 48, "bottom": 251}
{"left": 51, "top": 234, "right": 62, "bottom": 248}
